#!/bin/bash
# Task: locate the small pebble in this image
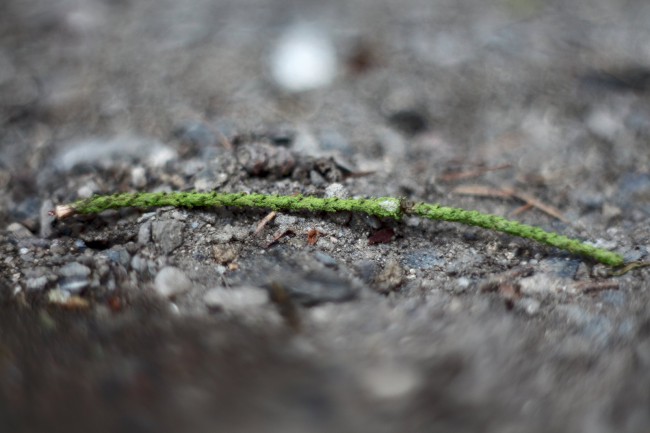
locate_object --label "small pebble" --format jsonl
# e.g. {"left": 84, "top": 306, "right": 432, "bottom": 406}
{"left": 57, "top": 262, "right": 91, "bottom": 294}
{"left": 403, "top": 250, "right": 443, "bottom": 270}
{"left": 138, "top": 221, "right": 152, "bottom": 245}
{"left": 275, "top": 215, "right": 297, "bottom": 226}
{"left": 7, "top": 223, "right": 34, "bottom": 239}
{"left": 130, "top": 166, "right": 147, "bottom": 188}
{"left": 154, "top": 266, "right": 192, "bottom": 298}
{"left": 59, "top": 262, "right": 91, "bottom": 278}
{"left": 103, "top": 246, "right": 131, "bottom": 267}
{"left": 152, "top": 219, "right": 184, "bottom": 254}
{"left": 74, "top": 239, "right": 87, "bottom": 252}
{"left": 324, "top": 183, "right": 349, "bottom": 199}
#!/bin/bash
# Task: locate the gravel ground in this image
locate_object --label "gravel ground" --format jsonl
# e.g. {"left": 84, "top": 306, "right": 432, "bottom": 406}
{"left": 1, "top": 0, "right": 650, "bottom": 432}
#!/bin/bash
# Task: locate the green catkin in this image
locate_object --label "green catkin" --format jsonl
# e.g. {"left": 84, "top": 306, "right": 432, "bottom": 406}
{"left": 63, "top": 192, "right": 625, "bottom": 267}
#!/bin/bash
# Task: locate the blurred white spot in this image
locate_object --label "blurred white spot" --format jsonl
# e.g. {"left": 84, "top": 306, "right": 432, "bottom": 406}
{"left": 270, "top": 23, "right": 337, "bottom": 92}
{"left": 361, "top": 363, "right": 420, "bottom": 399}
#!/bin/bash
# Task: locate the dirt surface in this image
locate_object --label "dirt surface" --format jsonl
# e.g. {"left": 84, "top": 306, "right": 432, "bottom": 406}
{"left": 1, "top": 0, "right": 650, "bottom": 432}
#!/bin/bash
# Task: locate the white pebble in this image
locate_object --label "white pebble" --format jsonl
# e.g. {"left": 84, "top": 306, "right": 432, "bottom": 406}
{"left": 325, "top": 183, "right": 349, "bottom": 199}
{"left": 154, "top": 266, "right": 192, "bottom": 298}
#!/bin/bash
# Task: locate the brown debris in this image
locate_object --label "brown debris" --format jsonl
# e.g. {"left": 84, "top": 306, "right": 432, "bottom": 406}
{"left": 266, "top": 229, "right": 296, "bottom": 248}
{"left": 572, "top": 281, "right": 620, "bottom": 293}
{"left": 213, "top": 244, "right": 240, "bottom": 265}
{"left": 452, "top": 184, "right": 568, "bottom": 223}
{"left": 307, "top": 229, "right": 321, "bottom": 246}
{"left": 439, "top": 163, "right": 511, "bottom": 182}
{"left": 479, "top": 266, "right": 535, "bottom": 293}
{"left": 255, "top": 211, "right": 277, "bottom": 235}
{"left": 368, "top": 227, "right": 395, "bottom": 245}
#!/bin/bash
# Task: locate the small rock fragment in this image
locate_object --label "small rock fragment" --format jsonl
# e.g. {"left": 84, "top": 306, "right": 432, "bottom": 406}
{"left": 152, "top": 219, "right": 184, "bottom": 254}
{"left": 103, "top": 246, "right": 131, "bottom": 267}
{"left": 7, "top": 223, "right": 34, "bottom": 239}
{"left": 403, "top": 250, "right": 443, "bottom": 270}
{"left": 138, "top": 221, "right": 152, "bottom": 245}
{"left": 325, "top": 183, "right": 349, "bottom": 199}
{"left": 154, "top": 266, "right": 192, "bottom": 298}
{"left": 212, "top": 244, "right": 239, "bottom": 264}
{"left": 58, "top": 262, "right": 91, "bottom": 294}
{"left": 130, "top": 166, "right": 147, "bottom": 188}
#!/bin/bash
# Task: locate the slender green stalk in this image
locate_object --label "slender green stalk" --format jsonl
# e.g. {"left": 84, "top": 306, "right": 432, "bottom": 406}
{"left": 52, "top": 191, "right": 626, "bottom": 267}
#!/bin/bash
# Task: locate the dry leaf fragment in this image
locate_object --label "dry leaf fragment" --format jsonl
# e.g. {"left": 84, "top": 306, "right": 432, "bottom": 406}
{"left": 266, "top": 229, "right": 296, "bottom": 248}
{"left": 368, "top": 227, "right": 395, "bottom": 245}
{"left": 452, "top": 184, "right": 568, "bottom": 223}
{"left": 255, "top": 211, "right": 277, "bottom": 235}
{"left": 307, "top": 229, "right": 320, "bottom": 246}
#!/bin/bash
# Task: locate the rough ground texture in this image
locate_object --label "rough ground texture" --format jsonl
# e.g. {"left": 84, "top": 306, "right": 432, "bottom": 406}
{"left": 1, "top": 0, "right": 650, "bottom": 432}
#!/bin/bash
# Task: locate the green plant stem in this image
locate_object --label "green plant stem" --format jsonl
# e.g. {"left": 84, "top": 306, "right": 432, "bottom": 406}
{"left": 54, "top": 191, "right": 626, "bottom": 267}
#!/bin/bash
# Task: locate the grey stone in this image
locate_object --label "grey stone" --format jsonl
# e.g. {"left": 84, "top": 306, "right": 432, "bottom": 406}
{"left": 154, "top": 266, "right": 192, "bottom": 298}
{"left": 138, "top": 221, "right": 152, "bottom": 245}
{"left": 403, "top": 250, "right": 443, "bottom": 270}
{"left": 74, "top": 239, "right": 87, "bottom": 252}
{"left": 6, "top": 223, "right": 34, "bottom": 239}
{"left": 275, "top": 215, "right": 297, "bottom": 226}
{"left": 213, "top": 224, "right": 235, "bottom": 243}
{"left": 152, "top": 219, "right": 184, "bottom": 254}
{"left": 103, "top": 246, "right": 131, "bottom": 267}
{"left": 270, "top": 268, "right": 356, "bottom": 306}
{"left": 58, "top": 262, "right": 91, "bottom": 294}
{"left": 59, "top": 262, "right": 91, "bottom": 278}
